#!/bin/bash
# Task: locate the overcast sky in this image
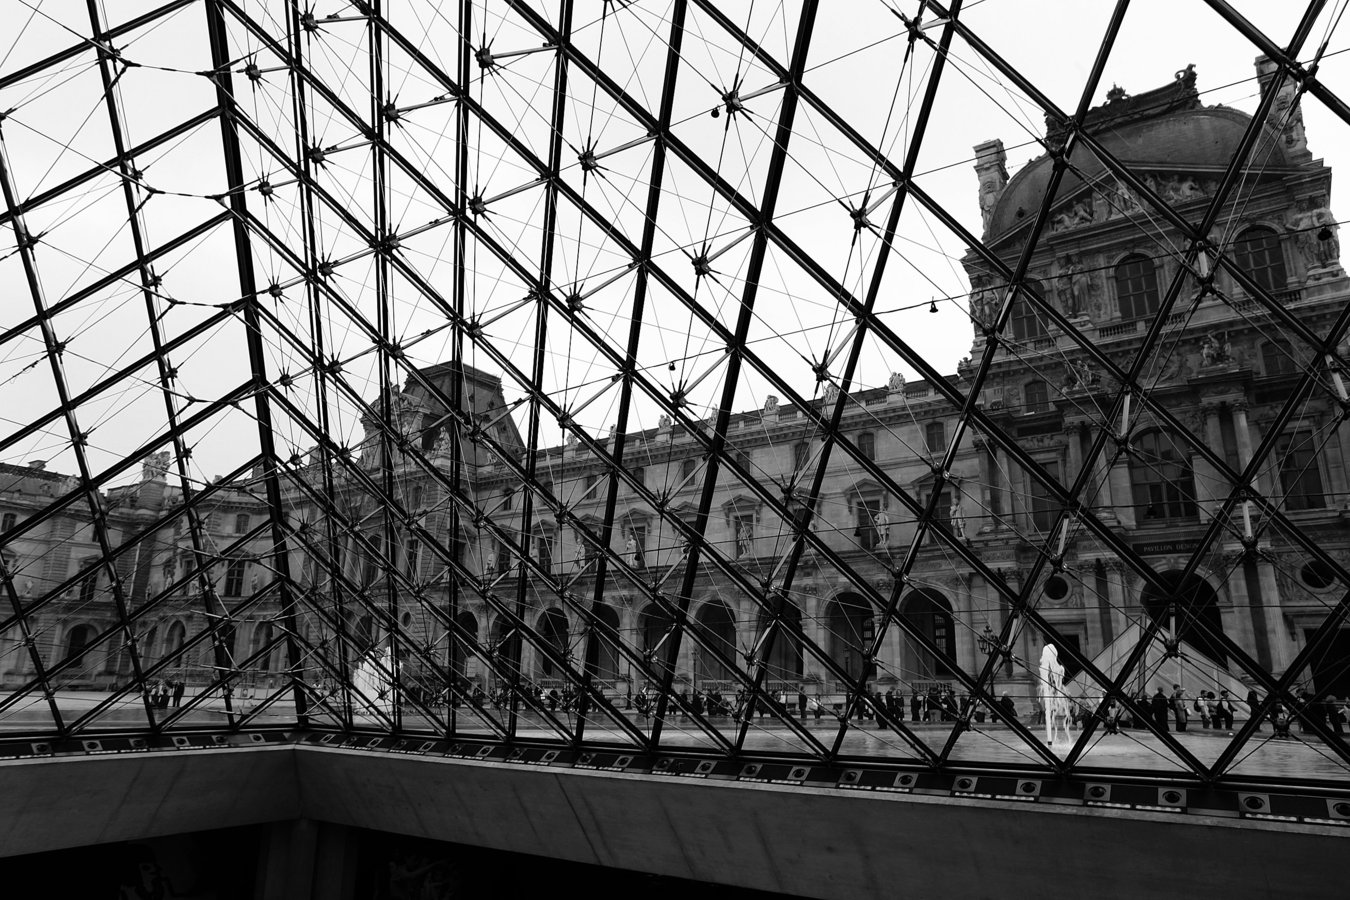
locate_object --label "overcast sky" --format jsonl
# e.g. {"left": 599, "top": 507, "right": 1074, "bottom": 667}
{"left": 1, "top": 0, "right": 1346, "bottom": 487}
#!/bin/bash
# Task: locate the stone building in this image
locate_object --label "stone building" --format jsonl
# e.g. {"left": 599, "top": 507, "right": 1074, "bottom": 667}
{"left": 4, "top": 62, "right": 1347, "bottom": 710}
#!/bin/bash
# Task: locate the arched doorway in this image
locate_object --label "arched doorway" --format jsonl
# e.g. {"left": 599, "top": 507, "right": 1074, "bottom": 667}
{"left": 1142, "top": 571, "right": 1227, "bottom": 664}
{"left": 536, "top": 608, "right": 570, "bottom": 679}
{"left": 826, "top": 593, "right": 874, "bottom": 681}
{"left": 592, "top": 604, "right": 622, "bottom": 683}
{"left": 164, "top": 620, "right": 187, "bottom": 664}
{"left": 694, "top": 601, "right": 736, "bottom": 685}
{"left": 451, "top": 611, "right": 477, "bottom": 682}
{"left": 898, "top": 589, "right": 957, "bottom": 679}
{"left": 758, "top": 602, "right": 804, "bottom": 682}
{"left": 638, "top": 603, "right": 675, "bottom": 676}
{"left": 490, "top": 614, "right": 520, "bottom": 681}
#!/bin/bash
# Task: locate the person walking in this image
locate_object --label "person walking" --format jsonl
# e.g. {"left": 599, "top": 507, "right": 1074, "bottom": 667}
{"left": 171, "top": 679, "right": 185, "bottom": 708}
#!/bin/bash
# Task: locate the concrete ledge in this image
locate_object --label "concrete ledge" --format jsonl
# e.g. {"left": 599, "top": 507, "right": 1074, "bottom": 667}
{"left": 1, "top": 743, "right": 1346, "bottom": 898}
{"left": 296, "top": 747, "right": 1350, "bottom": 899}
{"left": 0, "top": 746, "right": 298, "bottom": 858}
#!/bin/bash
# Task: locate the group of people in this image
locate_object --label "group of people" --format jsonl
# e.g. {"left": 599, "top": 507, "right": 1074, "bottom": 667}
{"left": 143, "top": 678, "right": 186, "bottom": 710}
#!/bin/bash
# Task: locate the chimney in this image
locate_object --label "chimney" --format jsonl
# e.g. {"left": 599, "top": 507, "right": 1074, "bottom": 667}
{"left": 973, "top": 139, "right": 1009, "bottom": 234}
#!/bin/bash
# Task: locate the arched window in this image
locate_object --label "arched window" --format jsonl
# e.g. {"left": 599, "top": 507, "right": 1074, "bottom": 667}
{"left": 1233, "top": 226, "right": 1287, "bottom": 294}
{"left": 1129, "top": 430, "right": 1197, "bottom": 522}
{"left": 1025, "top": 380, "right": 1050, "bottom": 413}
{"left": 1010, "top": 279, "right": 1049, "bottom": 341}
{"left": 1115, "top": 254, "right": 1160, "bottom": 320}
{"left": 857, "top": 431, "right": 875, "bottom": 461}
{"left": 898, "top": 590, "right": 957, "bottom": 678}
{"left": 693, "top": 601, "right": 736, "bottom": 685}
{"left": 536, "top": 608, "right": 569, "bottom": 679}
{"left": 592, "top": 604, "right": 622, "bottom": 683}
{"left": 758, "top": 602, "right": 803, "bottom": 682}
{"left": 825, "top": 593, "right": 874, "bottom": 681}
{"left": 1261, "top": 338, "right": 1298, "bottom": 376}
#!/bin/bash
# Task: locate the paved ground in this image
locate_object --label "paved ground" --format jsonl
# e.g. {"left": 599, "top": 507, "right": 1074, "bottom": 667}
{"left": 3, "top": 691, "right": 1345, "bottom": 781}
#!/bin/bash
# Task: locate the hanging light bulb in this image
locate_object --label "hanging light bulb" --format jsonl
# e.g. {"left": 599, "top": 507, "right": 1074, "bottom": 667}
{"left": 929, "top": 297, "right": 938, "bottom": 314}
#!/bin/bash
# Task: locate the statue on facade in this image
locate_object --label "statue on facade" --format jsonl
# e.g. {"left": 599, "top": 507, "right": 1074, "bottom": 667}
{"left": 969, "top": 273, "right": 999, "bottom": 326}
{"left": 764, "top": 395, "right": 778, "bottom": 415}
{"left": 1052, "top": 197, "right": 1093, "bottom": 231}
{"left": 822, "top": 383, "right": 840, "bottom": 405}
{"left": 887, "top": 371, "right": 906, "bottom": 392}
{"left": 141, "top": 450, "right": 171, "bottom": 482}
{"left": 949, "top": 495, "right": 967, "bottom": 541}
{"left": 874, "top": 509, "right": 891, "bottom": 554}
{"left": 734, "top": 517, "right": 753, "bottom": 559}
{"left": 626, "top": 534, "right": 644, "bottom": 569}
{"left": 1057, "top": 255, "right": 1092, "bottom": 318}
{"left": 1200, "top": 331, "right": 1232, "bottom": 366}
{"left": 658, "top": 413, "right": 672, "bottom": 429}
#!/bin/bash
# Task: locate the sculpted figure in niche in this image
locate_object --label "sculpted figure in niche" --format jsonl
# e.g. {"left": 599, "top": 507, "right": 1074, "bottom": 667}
{"left": 949, "top": 495, "right": 967, "bottom": 540}
{"left": 969, "top": 273, "right": 999, "bottom": 325}
{"left": 1057, "top": 255, "right": 1092, "bottom": 318}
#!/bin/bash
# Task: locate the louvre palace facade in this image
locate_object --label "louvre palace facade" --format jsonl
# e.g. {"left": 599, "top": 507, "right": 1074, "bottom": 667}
{"left": 4, "top": 60, "right": 1348, "bottom": 716}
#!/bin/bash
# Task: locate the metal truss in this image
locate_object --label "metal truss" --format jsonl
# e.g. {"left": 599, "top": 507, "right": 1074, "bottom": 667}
{"left": 3, "top": 0, "right": 1350, "bottom": 799}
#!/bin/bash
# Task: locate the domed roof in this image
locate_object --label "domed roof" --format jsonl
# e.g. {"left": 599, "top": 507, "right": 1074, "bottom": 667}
{"left": 987, "top": 106, "right": 1286, "bottom": 242}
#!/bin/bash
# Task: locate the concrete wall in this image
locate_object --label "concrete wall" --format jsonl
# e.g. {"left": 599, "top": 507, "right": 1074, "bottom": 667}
{"left": 1, "top": 744, "right": 1346, "bottom": 899}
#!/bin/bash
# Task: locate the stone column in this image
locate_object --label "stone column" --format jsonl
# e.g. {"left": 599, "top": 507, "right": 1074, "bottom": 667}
{"left": 1108, "top": 459, "right": 1135, "bottom": 529}
{"left": 1232, "top": 400, "right": 1261, "bottom": 492}
{"left": 1255, "top": 559, "right": 1296, "bottom": 675}
{"left": 953, "top": 575, "right": 978, "bottom": 675}
{"left": 1217, "top": 554, "right": 1261, "bottom": 663}
{"left": 1064, "top": 422, "right": 1084, "bottom": 488}
{"left": 1193, "top": 403, "right": 1225, "bottom": 519}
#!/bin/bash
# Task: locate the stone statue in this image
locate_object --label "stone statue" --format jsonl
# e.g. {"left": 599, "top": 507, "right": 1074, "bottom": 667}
{"left": 1052, "top": 197, "right": 1093, "bottom": 231}
{"left": 949, "top": 496, "right": 966, "bottom": 540}
{"left": 352, "top": 646, "right": 394, "bottom": 718}
{"left": 887, "top": 371, "right": 906, "bottom": 392}
{"left": 734, "top": 517, "right": 753, "bottom": 559}
{"left": 764, "top": 395, "right": 778, "bottom": 414}
{"left": 625, "top": 535, "right": 640, "bottom": 568}
{"left": 1038, "top": 643, "right": 1072, "bottom": 746}
{"left": 141, "top": 450, "right": 171, "bottom": 482}
{"left": 1057, "top": 255, "right": 1092, "bottom": 318}
{"left": 822, "top": 383, "right": 840, "bottom": 405}
{"left": 874, "top": 509, "right": 891, "bottom": 553}
{"left": 658, "top": 414, "right": 672, "bottom": 429}
{"left": 969, "top": 274, "right": 999, "bottom": 325}
{"left": 1201, "top": 332, "right": 1232, "bottom": 366}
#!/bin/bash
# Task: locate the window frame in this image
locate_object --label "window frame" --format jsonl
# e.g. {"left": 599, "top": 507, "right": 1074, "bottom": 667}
{"left": 1114, "top": 253, "right": 1161, "bottom": 321}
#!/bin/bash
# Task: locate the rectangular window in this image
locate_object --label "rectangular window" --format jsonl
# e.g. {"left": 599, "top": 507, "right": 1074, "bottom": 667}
{"left": 858, "top": 432, "right": 875, "bottom": 461}
{"left": 1029, "top": 462, "right": 1060, "bottom": 531}
{"left": 1277, "top": 434, "right": 1326, "bottom": 511}
{"left": 78, "top": 564, "right": 99, "bottom": 604}
{"left": 495, "top": 540, "right": 512, "bottom": 574}
{"left": 681, "top": 458, "right": 697, "bottom": 481}
{"left": 1, "top": 512, "right": 15, "bottom": 531}
{"left": 224, "top": 559, "right": 245, "bottom": 597}
{"left": 632, "top": 466, "right": 645, "bottom": 489}
{"left": 793, "top": 441, "right": 810, "bottom": 472}
{"left": 235, "top": 513, "right": 250, "bottom": 534}
{"left": 405, "top": 536, "right": 421, "bottom": 577}
{"left": 925, "top": 421, "right": 946, "bottom": 454}
{"left": 536, "top": 531, "right": 554, "bottom": 574}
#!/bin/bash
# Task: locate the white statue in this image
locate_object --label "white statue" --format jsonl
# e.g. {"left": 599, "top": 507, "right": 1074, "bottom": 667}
{"left": 874, "top": 509, "right": 891, "bottom": 553}
{"left": 1038, "top": 643, "right": 1072, "bottom": 746}
{"left": 625, "top": 535, "right": 643, "bottom": 568}
{"left": 949, "top": 495, "right": 966, "bottom": 540}
{"left": 352, "top": 646, "right": 394, "bottom": 718}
